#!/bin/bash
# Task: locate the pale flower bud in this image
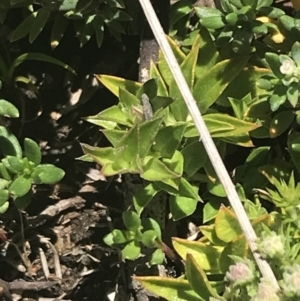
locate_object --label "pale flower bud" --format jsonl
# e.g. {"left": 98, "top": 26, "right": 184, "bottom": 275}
{"left": 257, "top": 232, "right": 284, "bottom": 259}
{"left": 280, "top": 59, "right": 296, "bottom": 76}
{"left": 226, "top": 260, "right": 254, "bottom": 286}
{"left": 250, "top": 278, "right": 280, "bottom": 301}
{"left": 281, "top": 264, "right": 300, "bottom": 297}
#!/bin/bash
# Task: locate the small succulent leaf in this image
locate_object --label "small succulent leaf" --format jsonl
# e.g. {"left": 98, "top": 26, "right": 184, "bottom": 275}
{"left": 161, "top": 150, "right": 184, "bottom": 176}
{"left": 186, "top": 254, "right": 222, "bottom": 299}
{"left": 29, "top": 8, "right": 50, "bottom": 43}
{"left": 0, "top": 202, "right": 9, "bottom": 214}
{"left": 215, "top": 206, "right": 242, "bottom": 242}
{"left": 122, "top": 211, "right": 142, "bottom": 231}
{"left": 0, "top": 163, "right": 11, "bottom": 181}
{"left": 122, "top": 240, "right": 141, "bottom": 260}
{"left": 95, "top": 74, "right": 141, "bottom": 97}
{"left": 0, "top": 189, "right": 9, "bottom": 206}
{"left": 31, "top": 164, "right": 65, "bottom": 184}
{"left": 103, "top": 232, "right": 114, "bottom": 246}
{"left": 0, "top": 179, "right": 9, "bottom": 190}
{"left": 80, "top": 144, "right": 115, "bottom": 166}
{"left": 269, "top": 110, "right": 295, "bottom": 138}
{"left": 150, "top": 249, "right": 164, "bottom": 265}
{"left": 139, "top": 117, "right": 164, "bottom": 158}
{"left": 169, "top": 35, "right": 200, "bottom": 121}
{"left": 0, "top": 99, "right": 19, "bottom": 118}
{"left": 292, "top": 41, "right": 300, "bottom": 67}
{"left": 51, "top": 13, "right": 69, "bottom": 49}
{"left": 24, "top": 138, "right": 42, "bottom": 166}
{"left": 141, "top": 230, "right": 158, "bottom": 248}
{"left": 10, "top": 12, "right": 37, "bottom": 42}
{"left": 133, "top": 183, "right": 161, "bottom": 215}
{"left": 6, "top": 156, "right": 24, "bottom": 173}
{"left": 14, "top": 190, "right": 33, "bottom": 210}
{"left": 193, "top": 57, "right": 249, "bottom": 113}
{"left": 0, "top": 126, "right": 22, "bottom": 158}
{"left": 102, "top": 129, "right": 127, "bottom": 147}
{"left": 142, "top": 157, "right": 180, "bottom": 181}
{"left": 208, "top": 180, "right": 227, "bottom": 197}
{"left": 149, "top": 64, "right": 168, "bottom": 97}
{"left": 9, "top": 175, "right": 32, "bottom": 197}
{"left": 228, "top": 97, "right": 248, "bottom": 119}
{"left": 142, "top": 218, "right": 162, "bottom": 239}
{"left": 112, "top": 229, "right": 132, "bottom": 244}
{"left": 152, "top": 124, "right": 186, "bottom": 158}
{"left": 119, "top": 88, "right": 140, "bottom": 109}
{"left": 265, "top": 52, "right": 284, "bottom": 79}
{"left": 269, "top": 85, "right": 287, "bottom": 111}
{"left": 172, "top": 237, "right": 221, "bottom": 272}
{"left": 203, "top": 197, "right": 224, "bottom": 223}
{"left": 170, "top": 195, "right": 198, "bottom": 221}
{"left": 157, "top": 36, "right": 186, "bottom": 87}
{"left": 178, "top": 177, "right": 200, "bottom": 200}
{"left": 195, "top": 27, "right": 220, "bottom": 78}
{"left": 287, "top": 82, "right": 299, "bottom": 108}
{"left": 288, "top": 131, "right": 300, "bottom": 174}
{"left": 181, "top": 141, "right": 207, "bottom": 177}
{"left": 134, "top": 277, "right": 203, "bottom": 301}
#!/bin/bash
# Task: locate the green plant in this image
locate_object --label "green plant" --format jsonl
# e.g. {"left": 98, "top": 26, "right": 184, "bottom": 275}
{"left": 0, "top": 0, "right": 133, "bottom": 47}
{"left": 103, "top": 210, "right": 165, "bottom": 264}
{"left": 0, "top": 99, "right": 65, "bottom": 214}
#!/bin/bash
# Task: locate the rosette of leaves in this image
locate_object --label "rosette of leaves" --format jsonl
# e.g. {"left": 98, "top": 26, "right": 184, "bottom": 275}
{"left": 194, "top": 0, "right": 285, "bottom": 54}
{"left": 0, "top": 100, "right": 65, "bottom": 213}
{"left": 3, "top": 0, "right": 131, "bottom": 47}
{"left": 258, "top": 42, "right": 300, "bottom": 111}
{"left": 134, "top": 193, "right": 271, "bottom": 301}
{"left": 79, "top": 30, "right": 261, "bottom": 222}
{"left": 103, "top": 210, "right": 165, "bottom": 264}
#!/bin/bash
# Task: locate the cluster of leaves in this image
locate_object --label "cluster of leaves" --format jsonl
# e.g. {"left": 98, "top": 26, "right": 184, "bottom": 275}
{"left": 0, "top": 100, "right": 65, "bottom": 214}
{"left": 103, "top": 211, "right": 164, "bottom": 264}
{"left": 0, "top": 0, "right": 133, "bottom": 47}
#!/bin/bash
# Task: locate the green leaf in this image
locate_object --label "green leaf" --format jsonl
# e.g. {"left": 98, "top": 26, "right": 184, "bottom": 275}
{"left": 119, "top": 87, "right": 140, "bottom": 109}
{"left": 170, "top": 194, "right": 198, "bottom": 221}
{"left": 193, "top": 57, "right": 249, "bottom": 113}
{"left": 29, "top": 8, "right": 50, "bottom": 43}
{"left": 169, "top": 35, "right": 200, "bottom": 121}
{"left": 51, "top": 13, "right": 69, "bottom": 49}
{"left": 292, "top": 42, "right": 300, "bottom": 67}
{"left": 287, "top": 82, "right": 299, "bottom": 108}
{"left": 179, "top": 177, "right": 200, "bottom": 200}
{"left": 95, "top": 74, "right": 141, "bottom": 97}
{"left": 203, "top": 197, "right": 225, "bottom": 223}
{"left": 208, "top": 180, "right": 226, "bottom": 197}
{"left": 122, "top": 240, "right": 140, "bottom": 260}
{"left": 265, "top": 52, "right": 284, "bottom": 79}
{"left": 172, "top": 237, "right": 221, "bottom": 272}
{"left": 0, "top": 189, "right": 9, "bottom": 206}
{"left": 0, "top": 202, "right": 9, "bottom": 214}
{"left": 0, "top": 126, "right": 22, "bottom": 158}
{"left": 150, "top": 249, "right": 164, "bottom": 265}
{"left": 7, "top": 53, "right": 76, "bottom": 83}
{"left": 9, "top": 175, "right": 32, "bottom": 198}
{"left": 152, "top": 124, "right": 186, "bottom": 158}
{"left": 31, "top": 164, "right": 65, "bottom": 184}
{"left": 142, "top": 157, "right": 181, "bottom": 182}
{"left": 10, "top": 12, "right": 37, "bottom": 42}
{"left": 0, "top": 99, "right": 19, "bottom": 118}
{"left": 6, "top": 156, "right": 24, "bottom": 173}
{"left": 24, "top": 138, "right": 42, "bottom": 166}
{"left": 195, "top": 7, "right": 226, "bottom": 29}
{"left": 182, "top": 141, "right": 207, "bottom": 177}
{"left": 122, "top": 211, "right": 142, "bottom": 231}
{"left": 195, "top": 27, "right": 220, "bottom": 78}
{"left": 269, "top": 85, "right": 287, "bottom": 111}
{"left": 142, "top": 230, "right": 158, "bottom": 248}
{"left": 111, "top": 229, "right": 133, "bottom": 244}
{"left": 133, "top": 183, "right": 161, "bottom": 215}
{"left": 269, "top": 110, "right": 294, "bottom": 138}
{"left": 102, "top": 129, "right": 126, "bottom": 147}
{"left": 186, "top": 254, "right": 222, "bottom": 300}
{"left": 135, "top": 277, "right": 203, "bottom": 301}
{"left": 14, "top": 190, "right": 33, "bottom": 210}
{"left": 93, "top": 16, "right": 104, "bottom": 48}
{"left": 142, "top": 217, "right": 162, "bottom": 239}
{"left": 215, "top": 206, "right": 242, "bottom": 242}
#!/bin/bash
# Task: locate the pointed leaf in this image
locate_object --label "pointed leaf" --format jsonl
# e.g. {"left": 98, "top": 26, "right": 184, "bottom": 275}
{"left": 170, "top": 194, "right": 198, "bottom": 220}
{"left": 135, "top": 277, "right": 203, "bottom": 301}
{"left": 96, "top": 74, "right": 141, "bottom": 97}
{"left": 24, "top": 138, "right": 41, "bottom": 166}
{"left": 29, "top": 8, "right": 50, "bottom": 43}
{"left": 193, "top": 57, "right": 249, "bottom": 113}
{"left": 10, "top": 12, "right": 37, "bottom": 42}
{"left": 51, "top": 13, "right": 69, "bottom": 49}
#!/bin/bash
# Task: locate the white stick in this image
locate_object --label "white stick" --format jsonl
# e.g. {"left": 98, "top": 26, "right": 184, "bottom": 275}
{"left": 138, "top": 0, "right": 279, "bottom": 289}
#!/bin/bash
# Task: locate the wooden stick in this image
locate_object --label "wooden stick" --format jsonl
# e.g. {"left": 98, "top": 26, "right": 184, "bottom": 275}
{"left": 138, "top": 0, "right": 279, "bottom": 289}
